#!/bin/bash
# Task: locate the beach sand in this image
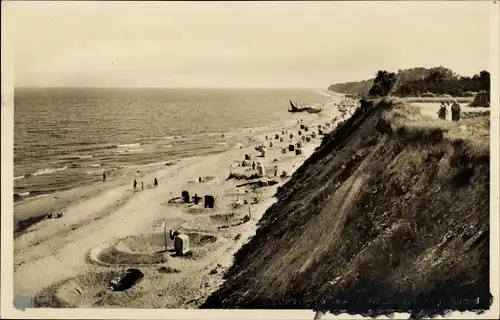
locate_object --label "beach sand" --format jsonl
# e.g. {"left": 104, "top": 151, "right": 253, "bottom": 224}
{"left": 13, "top": 95, "right": 357, "bottom": 308}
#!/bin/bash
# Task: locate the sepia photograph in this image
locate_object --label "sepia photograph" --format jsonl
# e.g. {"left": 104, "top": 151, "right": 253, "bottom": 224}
{"left": 1, "top": 1, "right": 499, "bottom": 319}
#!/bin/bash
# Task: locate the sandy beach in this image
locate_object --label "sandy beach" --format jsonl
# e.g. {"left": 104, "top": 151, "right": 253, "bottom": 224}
{"left": 13, "top": 94, "right": 356, "bottom": 308}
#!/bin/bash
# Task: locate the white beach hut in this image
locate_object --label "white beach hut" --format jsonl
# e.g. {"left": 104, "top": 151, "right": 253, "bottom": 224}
{"left": 261, "top": 147, "right": 267, "bottom": 157}
{"left": 257, "top": 163, "right": 266, "bottom": 177}
{"left": 174, "top": 234, "right": 191, "bottom": 256}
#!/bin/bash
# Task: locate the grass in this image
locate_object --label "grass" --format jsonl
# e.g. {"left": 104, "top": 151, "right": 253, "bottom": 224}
{"left": 202, "top": 98, "right": 491, "bottom": 317}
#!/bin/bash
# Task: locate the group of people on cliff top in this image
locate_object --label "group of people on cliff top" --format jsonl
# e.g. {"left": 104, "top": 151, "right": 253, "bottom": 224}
{"left": 438, "top": 100, "right": 461, "bottom": 122}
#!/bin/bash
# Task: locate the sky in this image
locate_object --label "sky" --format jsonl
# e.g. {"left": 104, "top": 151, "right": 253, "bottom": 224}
{"left": 3, "top": 1, "right": 493, "bottom": 88}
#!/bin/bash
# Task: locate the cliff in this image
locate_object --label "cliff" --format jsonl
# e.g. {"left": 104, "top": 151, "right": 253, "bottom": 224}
{"left": 202, "top": 98, "right": 491, "bottom": 317}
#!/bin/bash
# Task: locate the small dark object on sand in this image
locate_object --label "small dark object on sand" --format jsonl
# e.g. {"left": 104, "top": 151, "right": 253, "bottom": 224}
{"left": 267, "top": 180, "right": 279, "bottom": 186}
{"left": 182, "top": 191, "right": 190, "bottom": 203}
{"left": 110, "top": 268, "right": 144, "bottom": 291}
{"left": 158, "top": 266, "right": 181, "bottom": 274}
{"left": 192, "top": 194, "right": 202, "bottom": 204}
{"left": 205, "top": 195, "right": 215, "bottom": 209}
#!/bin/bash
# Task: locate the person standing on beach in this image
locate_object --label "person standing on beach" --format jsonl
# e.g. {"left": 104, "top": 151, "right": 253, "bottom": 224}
{"left": 133, "top": 179, "right": 137, "bottom": 191}
{"left": 141, "top": 181, "right": 144, "bottom": 190}
{"left": 154, "top": 178, "right": 158, "bottom": 188}
{"left": 103, "top": 172, "right": 106, "bottom": 182}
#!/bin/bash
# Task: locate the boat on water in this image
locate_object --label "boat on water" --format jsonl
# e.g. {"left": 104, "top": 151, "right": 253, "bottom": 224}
{"left": 288, "top": 101, "right": 322, "bottom": 114}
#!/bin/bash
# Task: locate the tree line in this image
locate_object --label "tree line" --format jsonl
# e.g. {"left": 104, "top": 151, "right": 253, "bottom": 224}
{"left": 367, "top": 67, "right": 490, "bottom": 97}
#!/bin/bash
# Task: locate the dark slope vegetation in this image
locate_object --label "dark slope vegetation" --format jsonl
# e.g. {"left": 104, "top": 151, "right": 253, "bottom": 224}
{"left": 202, "top": 98, "right": 491, "bottom": 317}
{"left": 327, "top": 67, "right": 434, "bottom": 94}
{"left": 327, "top": 79, "right": 374, "bottom": 95}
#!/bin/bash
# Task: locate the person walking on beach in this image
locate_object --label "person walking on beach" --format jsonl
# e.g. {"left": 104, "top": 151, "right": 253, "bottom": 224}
{"left": 103, "top": 172, "right": 106, "bottom": 182}
{"left": 133, "top": 179, "right": 137, "bottom": 191}
{"left": 154, "top": 177, "right": 158, "bottom": 188}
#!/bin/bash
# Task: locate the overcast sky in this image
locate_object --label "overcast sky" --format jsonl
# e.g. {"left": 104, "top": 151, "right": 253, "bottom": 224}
{"left": 4, "top": 1, "right": 493, "bottom": 88}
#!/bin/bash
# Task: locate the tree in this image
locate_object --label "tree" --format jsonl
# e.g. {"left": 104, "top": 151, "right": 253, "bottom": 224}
{"left": 478, "top": 70, "right": 490, "bottom": 91}
{"left": 368, "top": 70, "right": 397, "bottom": 97}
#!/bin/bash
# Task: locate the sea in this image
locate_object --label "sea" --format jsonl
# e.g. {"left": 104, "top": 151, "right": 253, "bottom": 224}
{"left": 14, "top": 87, "right": 332, "bottom": 199}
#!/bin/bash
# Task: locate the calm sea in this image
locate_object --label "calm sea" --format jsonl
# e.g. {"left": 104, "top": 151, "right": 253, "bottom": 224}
{"left": 14, "top": 87, "right": 331, "bottom": 198}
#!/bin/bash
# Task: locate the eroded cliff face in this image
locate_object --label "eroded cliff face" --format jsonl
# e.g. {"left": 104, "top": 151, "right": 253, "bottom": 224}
{"left": 202, "top": 98, "right": 491, "bottom": 317}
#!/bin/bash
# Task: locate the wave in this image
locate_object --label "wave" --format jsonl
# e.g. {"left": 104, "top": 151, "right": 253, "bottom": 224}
{"left": 86, "top": 166, "right": 122, "bottom": 175}
{"left": 88, "top": 163, "right": 102, "bottom": 167}
{"left": 69, "top": 163, "right": 102, "bottom": 168}
{"left": 59, "top": 154, "right": 94, "bottom": 160}
{"left": 14, "top": 175, "right": 25, "bottom": 180}
{"left": 128, "top": 148, "right": 144, "bottom": 153}
{"left": 162, "top": 144, "right": 173, "bottom": 148}
{"left": 32, "top": 166, "right": 68, "bottom": 176}
{"left": 14, "top": 191, "right": 30, "bottom": 197}
{"left": 116, "top": 143, "right": 141, "bottom": 148}
{"left": 115, "top": 148, "right": 144, "bottom": 153}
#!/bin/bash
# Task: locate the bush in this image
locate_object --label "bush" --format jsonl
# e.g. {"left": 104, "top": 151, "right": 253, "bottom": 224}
{"left": 395, "top": 69, "right": 490, "bottom": 96}
{"left": 368, "top": 70, "right": 398, "bottom": 97}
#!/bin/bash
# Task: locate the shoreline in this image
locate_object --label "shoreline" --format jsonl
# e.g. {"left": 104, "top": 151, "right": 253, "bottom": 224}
{"left": 14, "top": 94, "right": 357, "bottom": 307}
{"left": 13, "top": 89, "right": 336, "bottom": 201}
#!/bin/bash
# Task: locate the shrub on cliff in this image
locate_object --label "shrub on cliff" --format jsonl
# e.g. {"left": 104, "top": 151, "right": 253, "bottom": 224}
{"left": 368, "top": 70, "right": 397, "bottom": 97}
